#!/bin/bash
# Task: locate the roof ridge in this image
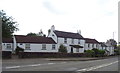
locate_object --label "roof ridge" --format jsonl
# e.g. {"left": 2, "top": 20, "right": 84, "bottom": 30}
{"left": 55, "top": 30, "right": 78, "bottom": 34}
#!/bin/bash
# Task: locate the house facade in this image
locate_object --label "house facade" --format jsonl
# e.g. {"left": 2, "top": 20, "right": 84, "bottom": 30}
{"left": 84, "top": 38, "right": 101, "bottom": 50}
{"left": 2, "top": 25, "right": 115, "bottom": 55}
{"left": 14, "top": 35, "right": 57, "bottom": 53}
{"left": 2, "top": 38, "right": 13, "bottom": 52}
{"left": 105, "top": 43, "right": 114, "bottom": 55}
{"left": 48, "top": 25, "right": 85, "bottom": 53}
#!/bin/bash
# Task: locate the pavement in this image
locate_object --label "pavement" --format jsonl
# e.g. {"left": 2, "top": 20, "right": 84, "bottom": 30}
{"left": 2, "top": 56, "right": 117, "bottom": 61}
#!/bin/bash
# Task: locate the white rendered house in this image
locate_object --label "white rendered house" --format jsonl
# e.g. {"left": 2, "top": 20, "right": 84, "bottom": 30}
{"left": 84, "top": 38, "right": 101, "bottom": 50}
{"left": 2, "top": 38, "right": 13, "bottom": 52}
{"left": 13, "top": 35, "right": 57, "bottom": 53}
{"left": 48, "top": 25, "right": 85, "bottom": 53}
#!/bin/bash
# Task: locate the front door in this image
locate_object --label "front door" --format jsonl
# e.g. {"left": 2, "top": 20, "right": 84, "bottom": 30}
{"left": 71, "top": 47, "right": 73, "bottom": 53}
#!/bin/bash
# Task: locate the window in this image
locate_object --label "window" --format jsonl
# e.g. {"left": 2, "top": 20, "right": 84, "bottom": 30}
{"left": 78, "top": 40, "right": 80, "bottom": 44}
{"left": 20, "top": 43, "right": 23, "bottom": 45}
{"left": 64, "top": 38, "right": 67, "bottom": 43}
{"left": 42, "top": 44, "right": 46, "bottom": 50}
{"left": 92, "top": 44, "right": 94, "bottom": 48}
{"left": 52, "top": 34, "right": 54, "bottom": 36}
{"left": 25, "top": 43, "right": 30, "bottom": 50}
{"left": 76, "top": 48, "right": 79, "bottom": 52}
{"left": 6, "top": 44, "right": 11, "bottom": 49}
{"left": 52, "top": 44, "right": 56, "bottom": 50}
{"left": 72, "top": 39, "right": 74, "bottom": 44}
{"left": 96, "top": 44, "right": 98, "bottom": 48}
{"left": 88, "top": 44, "right": 90, "bottom": 48}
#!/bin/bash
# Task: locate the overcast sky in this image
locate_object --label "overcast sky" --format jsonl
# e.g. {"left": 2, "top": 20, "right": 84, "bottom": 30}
{"left": 0, "top": 0, "right": 119, "bottom": 42}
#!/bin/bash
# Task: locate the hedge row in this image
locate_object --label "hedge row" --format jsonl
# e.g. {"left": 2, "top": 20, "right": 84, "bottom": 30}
{"left": 2, "top": 51, "right": 12, "bottom": 59}
{"left": 18, "top": 52, "right": 87, "bottom": 58}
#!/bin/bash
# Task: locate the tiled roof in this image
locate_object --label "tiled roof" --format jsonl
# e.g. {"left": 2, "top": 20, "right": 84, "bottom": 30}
{"left": 54, "top": 30, "right": 84, "bottom": 39}
{"left": 84, "top": 38, "right": 100, "bottom": 44}
{"left": 2, "top": 38, "right": 13, "bottom": 43}
{"left": 15, "top": 35, "right": 56, "bottom": 44}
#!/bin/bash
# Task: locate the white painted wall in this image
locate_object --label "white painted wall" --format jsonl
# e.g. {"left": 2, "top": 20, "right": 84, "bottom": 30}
{"left": 17, "top": 43, "right": 58, "bottom": 52}
{"left": 57, "top": 37, "right": 85, "bottom": 53}
{"left": 2, "top": 43, "right": 13, "bottom": 51}
{"left": 84, "top": 43, "right": 101, "bottom": 50}
{"left": 106, "top": 47, "right": 114, "bottom": 55}
{"left": 48, "top": 31, "right": 58, "bottom": 43}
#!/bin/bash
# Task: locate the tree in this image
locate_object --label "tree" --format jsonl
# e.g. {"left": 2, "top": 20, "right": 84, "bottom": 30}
{"left": 48, "top": 29, "right": 51, "bottom": 35}
{"left": 0, "top": 10, "right": 19, "bottom": 38}
{"left": 27, "top": 32, "right": 37, "bottom": 36}
{"left": 58, "top": 44, "right": 67, "bottom": 53}
{"left": 106, "top": 39, "right": 117, "bottom": 49}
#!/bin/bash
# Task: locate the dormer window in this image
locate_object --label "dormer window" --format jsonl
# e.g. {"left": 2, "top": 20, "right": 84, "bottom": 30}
{"left": 64, "top": 38, "right": 67, "bottom": 43}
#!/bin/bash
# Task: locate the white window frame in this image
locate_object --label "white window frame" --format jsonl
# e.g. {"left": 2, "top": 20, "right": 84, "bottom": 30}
{"left": 72, "top": 39, "right": 74, "bottom": 44}
{"left": 52, "top": 44, "right": 56, "bottom": 50}
{"left": 6, "top": 44, "right": 12, "bottom": 49}
{"left": 76, "top": 48, "right": 79, "bottom": 52}
{"left": 88, "top": 44, "right": 90, "bottom": 48}
{"left": 42, "top": 44, "right": 46, "bottom": 50}
{"left": 92, "top": 44, "right": 94, "bottom": 48}
{"left": 25, "top": 43, "right": 30, "bottom": 50}
{"left": 64, "top": 38, "right": 67, "bottom": 43}
{"left": 78, "top": 39, "right": 80, "bottom": 44}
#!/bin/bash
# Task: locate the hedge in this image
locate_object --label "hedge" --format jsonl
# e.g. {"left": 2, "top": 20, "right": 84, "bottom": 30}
{"left": 2, "top": 51, "right": 12, "bottom": 59}
{"left": 18, "top": 52, "right": 86, "bottom": 58}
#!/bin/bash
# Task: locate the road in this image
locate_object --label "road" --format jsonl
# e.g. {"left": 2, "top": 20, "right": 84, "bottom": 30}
{"left": 2, "top": 57, "right": 119, "bottom": 72}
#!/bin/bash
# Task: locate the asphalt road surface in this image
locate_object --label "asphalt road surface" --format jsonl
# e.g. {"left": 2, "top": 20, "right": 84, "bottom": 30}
{"left": 2, "top": 57, "right": 119, "bottom": 72}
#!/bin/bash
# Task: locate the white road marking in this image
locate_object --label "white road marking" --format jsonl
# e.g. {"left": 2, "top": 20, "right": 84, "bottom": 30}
{"left": 60, "top": 62, "right": 67, "bottom": 64}
{"left": 5, "top": 66, "right": 20, "bottom": 69}
{"left": 5, "top": 62, "right": 55, "bottom": 69}
{"left": 47, "top": 63, "right": 55, "bottom": 64}
{"left": 26, "top": 64, "right": 42, "bottom": 67}
{"left": 77, "top": 61, "right": 118, "bottom": 72}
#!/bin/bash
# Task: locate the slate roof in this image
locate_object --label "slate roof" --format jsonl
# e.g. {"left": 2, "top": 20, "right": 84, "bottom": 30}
{"left": 2, "top": 38, "right": 13, "bottom": 43}
{"left": 15, "top": 35, "right": 56, "bottom": 44}
{"left": 84, "top": 38, "right": 100, "bottom": 44}
{"left": 54, "top": 30, "right": 84, "bottom": 39}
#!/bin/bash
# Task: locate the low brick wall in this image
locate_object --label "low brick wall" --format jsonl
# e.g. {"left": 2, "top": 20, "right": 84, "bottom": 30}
{"left": 2, "top": 51, "right": 12, "bottom": 59}
{"left": 18, "top": 52, "right": 86, "bottom": 58}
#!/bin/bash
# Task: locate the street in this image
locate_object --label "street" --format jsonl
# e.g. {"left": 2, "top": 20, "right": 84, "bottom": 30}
{"left": 2, "top": 57, "right": 119, "bottom": 72}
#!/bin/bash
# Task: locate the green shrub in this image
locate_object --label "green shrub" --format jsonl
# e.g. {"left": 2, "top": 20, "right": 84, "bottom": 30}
{"left": 114, "top": 49, "right": 120, "bottom": 55}
{"left": 58, "top": 44, "right": 67, "bottom": 53}
{"left": 85, "top": 50, "right": 95, "bottom": 57}
{"left": 92, "top": 48, "right": 105, "bottom": 57}
{"left": 15, "top": 46, "right": 24, "bottom": 55}
{"left": 97, "top": 50, "right": 105, "bottom": 57}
